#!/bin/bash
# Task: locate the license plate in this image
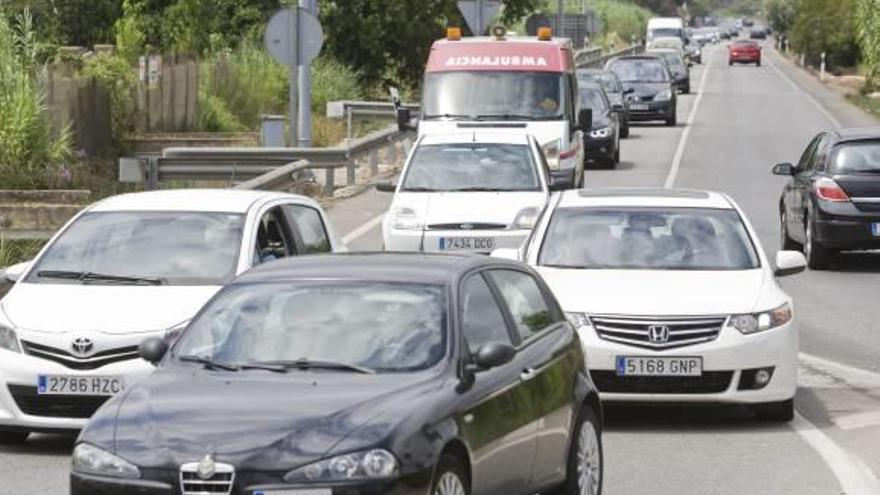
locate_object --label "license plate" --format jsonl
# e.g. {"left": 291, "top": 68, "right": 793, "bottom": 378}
{"left": 630, "top": 104, "right": 649, "bottom": 111}
{"left": 616, "top": 356, "right": 702, "bottom": 376}
{"left": 37, "top": 375, "right": 123, "bottom": 396}
{"left": 254, "top": 491, "right": 331, "bottom": 495}
{"left": 439, "top": 237, "right": 496, "bottom": 251}
{"left": 872, "top": 223, "right": 880, "bottom": 236}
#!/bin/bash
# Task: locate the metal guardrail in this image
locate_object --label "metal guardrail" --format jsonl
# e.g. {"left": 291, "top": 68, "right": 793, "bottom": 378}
{"left": 326, "top": 100, "right": 420, "bottom": 139}
{"left": 574, "top": 43, "right": 645, "bottom": 69}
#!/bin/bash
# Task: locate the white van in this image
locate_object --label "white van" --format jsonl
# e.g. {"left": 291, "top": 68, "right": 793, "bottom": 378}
{"left": 647, "top": 17, "right": 685, "bottom": 43}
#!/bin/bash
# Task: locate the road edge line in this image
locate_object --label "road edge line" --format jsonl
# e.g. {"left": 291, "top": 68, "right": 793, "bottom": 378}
{"left": 342, "top": 213, "right": 385, "bottom": 245}
{"left": 765, "top": 52, "right": 843, "bottom": 128}
{"left": 800, "top": 352, "right": 880, "bottom": 386}
{"left": 663, "top": 48, "right": 714, "bottom": 188}
{"left": 791, "top": 413, "right": 880, "bottom": 495}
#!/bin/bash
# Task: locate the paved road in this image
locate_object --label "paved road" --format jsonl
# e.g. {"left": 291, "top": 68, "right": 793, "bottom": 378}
{"left": 3, "top": 43, "right": 880, "bottom": 494}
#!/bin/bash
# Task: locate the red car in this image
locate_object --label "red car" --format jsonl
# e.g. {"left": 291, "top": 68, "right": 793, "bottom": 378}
{"left": 728, "top": 40, "right": 762, "bottom": 66}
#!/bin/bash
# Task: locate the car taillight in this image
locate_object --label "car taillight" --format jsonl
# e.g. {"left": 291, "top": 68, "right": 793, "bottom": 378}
{"left": 814, "top": 178, "right": 850, "bottom": 202}
{"left": 559, "top": 142, "right": 579, "bottom": 159}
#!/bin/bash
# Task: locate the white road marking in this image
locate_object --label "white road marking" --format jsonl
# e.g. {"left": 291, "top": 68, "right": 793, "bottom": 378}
{"left": 833, "top": 411, "right": 880, "bottom": 431}
{"left": 663, "top": 48, "right": 715, "bottom": 188}
{"left": 341, "top": 213, "right": 385, "bottom": 245}
{"left": 800, "top": 352, "right": 880, "bottom": 387}
{"left": 765, "top": 54, "right": 843, "bottom": 127}
{"left": 792, "top": 413, "right": 880, "bottom": 494}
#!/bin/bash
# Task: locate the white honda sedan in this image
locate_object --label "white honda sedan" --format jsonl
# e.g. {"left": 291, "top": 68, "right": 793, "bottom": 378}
{"left": 494, "top": 188, "right": 806, "bottom": 421}
{"left": 379, "top": 131, "right": 568, "bottom": 254}
{"left": 0, "top": 189, "right": 342, "bottom": 442}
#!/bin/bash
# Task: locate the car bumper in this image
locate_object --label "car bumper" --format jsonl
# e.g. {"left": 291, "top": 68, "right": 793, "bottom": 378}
{"left": 0, "top": 351, "right": 154, "bottom": 431}
{"left": 576, "top": 321, "right": 797, "bottom": 404}
{"left": 627, "top": 101, "right": 674, "bottom": 121}
{"left": 729, "top": 55, "right": 760, "bottom": 63}
{"left": 584, "top": 135, "right": 615, "bottom": 160}
{"left": 814, "top": 204, "right": 880, "bottom": 249}
{"left": 384, "top": 228, "right": 530, "bottom": 254}
{"left": 71, "top": 470, "right": 433, "bottom": 495}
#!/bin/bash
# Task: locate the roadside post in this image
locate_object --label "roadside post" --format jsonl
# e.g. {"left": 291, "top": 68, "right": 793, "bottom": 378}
{"left": 820, "top": 52, "right": 826, "bottom": 82}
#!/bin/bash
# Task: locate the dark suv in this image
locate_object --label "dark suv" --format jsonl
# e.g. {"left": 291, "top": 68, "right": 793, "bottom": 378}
{"left": 774, "top": 128, "right": 880, "bottom": 268}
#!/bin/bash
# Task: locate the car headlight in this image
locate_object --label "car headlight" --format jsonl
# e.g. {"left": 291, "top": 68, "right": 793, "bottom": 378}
{"left": 72, "top": 443, "right": 141, "bottom": 479}
{"left": 590, "top": 127, "right": 611, "bottom": 139}
{"left": 653, "top": 89, "right": 673, "bottom": 101}
{"left": 541, "top": 139, "right": 561, "bottom": 170}
{"left": 0, "top": 325, "right": 21, "bottom": 353}
{"left": 727, "top": 303, "right": 792, "bottom": 334}
{"left": 284, "top": 449, "right": 399, "bottom": 483}
{"left": 391, "top": 206, "right": 423, "bottom": 231}
{"left": 565, "top": 312, "right": 592, "bottom": 328}
{"left": 512, "top": 207, "right": 540, "bottom": 230}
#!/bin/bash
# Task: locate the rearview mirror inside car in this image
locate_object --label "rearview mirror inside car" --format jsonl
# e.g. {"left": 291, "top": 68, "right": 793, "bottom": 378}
{"left": 772, "top": 162, "right": 796, "bottom": 176}
{"left": 375, "top": 180, "right": 397, "bottom": 192}
{"left": 138, "top": 337, "right": 169, "bottom": 365}
{"left": 775, "top": 251, "right": 806, "bottom": 277}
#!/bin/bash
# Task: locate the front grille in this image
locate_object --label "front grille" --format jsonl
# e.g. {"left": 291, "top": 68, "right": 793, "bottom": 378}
{"left": 7, "top": 385, "right": 109, "bottom": 418}
{"left": 590, "top": 315, "right": 727, "bottom": 350}
{"left": 180, "top": 461, "right": 235, "bottom": 495}
{"left": 591, "top": 370, "right": 734, "bottom": 394}
{"left": 427, "top": 222, "right": 507, "bottom": 230}
{"left": 21, "top": 340, "right": 139, "bottom": 370}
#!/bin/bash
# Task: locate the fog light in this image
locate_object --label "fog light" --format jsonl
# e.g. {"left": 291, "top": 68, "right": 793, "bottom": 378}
{"left": 755, "top": 369, "right": 772, "bottom": 386}
{"left": 738, "top": 367, "right": 775, "bottom": 390}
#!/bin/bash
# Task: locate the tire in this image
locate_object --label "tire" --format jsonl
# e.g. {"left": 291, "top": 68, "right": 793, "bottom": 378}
{"left": 780, "top": 210, "right": 798, "bottom": 250}
{"left": 665, "top": 111, "right": 677, "bottom": 127}
{"left": 753, "top": 399, "right": 794, "bottom": 422}
{"left": 430, "top": 454, "right": 470, "bottom": 495}
{"left": 551, "top": 406, "right": 603, "bottom": 495}
{"left": 620, "top": 121, "right": 629, "bottom": 138}
{"left": 729, "top": 59, "right": 733, "bottom": 65}
{"left": 804, "top": 214, "right": 834, "bottom": 270}
{"left": 682, "top": 85, "right": 691, "bottom": 95}
{"left": 612, "top": 145, "right": 620, "bottom": 167}
{"left": 757, "top": 60, "right": 762, "bottom": 66}
{"left": 0, "top": 430, "right": 29, "bottom": 444}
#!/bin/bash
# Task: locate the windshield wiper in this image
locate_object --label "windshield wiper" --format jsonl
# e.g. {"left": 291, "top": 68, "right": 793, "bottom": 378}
{"left": 36, "top": 270, "right": 165, "bottom": 285}
{"left": 402, "top": 186, "right": 441, "bottom": 192}
{"left": 540, "top": 263, "right": 590, "bottom": 269}
{"left": 475, "top": 114, "right": 556, "bottom": 121}
{"left": 178, "top": 354, "right": 240, "bottom": 371}
{"left": 422, "top": 113, "right": 478, "bottom": 121}
{"left": 451, "top": 187, "right": 511, "bottom": 192}
{"left": 252, "top": 358, "right": 375, "bottom": 374}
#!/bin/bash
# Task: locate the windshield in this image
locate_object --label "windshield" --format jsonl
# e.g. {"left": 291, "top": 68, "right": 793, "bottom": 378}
{"left": 538, "top": 207, "right": 760, "bottom": 270}
{"left": 29, "top": 211, "right": 244, "bottom": 285}
{"left": 657, "top": 52, "right": 684, "bottom": 67}
{"left": 578, "top": 88, "right": 609, "bottom": 119}
{"left": 608, "top": 60, "right": 669, "bottom": 83}
{"left": 578, "top": 71, "right": 620, "bottom": 93}
{"left": 423, "top": 71, "right": 567, "bottom": 120}
{"left": 174, "top": 282, "right": 446, "bottom": 372}
{"left": 733, "top": 40, "right": 758, "bottom": 47}
{"left": 649, "top": 28, "right": 682, "bottom": 41}
{"left": 831, "top": 142, "right": 880, "bottom": 173}
{"left": 402, "top": 143, "right": 541, "bottom": 192}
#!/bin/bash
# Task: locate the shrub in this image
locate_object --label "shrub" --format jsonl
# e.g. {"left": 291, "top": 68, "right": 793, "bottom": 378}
{"left": 79, "top": 52, "right": 137, "bottom": 146}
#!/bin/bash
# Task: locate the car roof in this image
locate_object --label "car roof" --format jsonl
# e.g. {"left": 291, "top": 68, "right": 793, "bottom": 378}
{"left": 88, "top": 189, "right": 316, "bottom": 214}
{"left": 610, "top": 54, "right": 665, "bottom": 62}
{"left": 234, "top": 252, "right": 523, "bottom": 286}
{"left": 557, "top": 188, "right": 733, "bottom": 209}
{"left": 419, "top": 131, "right": 533, "bottom": 146}
{"left": 830, "top": 127, "right": 880, "bottom": 142}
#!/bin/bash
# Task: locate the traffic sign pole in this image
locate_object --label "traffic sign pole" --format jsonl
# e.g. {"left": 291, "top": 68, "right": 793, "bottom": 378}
{"left": 297, "top": 0, "right": 315, "bottom": 147}
{"left": 289, "top": 8, "right": 299, "bottom": 147}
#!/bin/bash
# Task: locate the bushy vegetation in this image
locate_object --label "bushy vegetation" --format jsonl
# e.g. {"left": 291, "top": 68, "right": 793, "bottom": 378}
{"left": 855, "top": 0, "right": 880, "bottom": 91}
{"left": 0, "top": 238, "right": 44, "bottom": 268}
{"left": 79, "top": 51, "right": 137, "bottom": 146}
{"left": 592, "top": 0, "right": 653, "bottom": 48}
{"left": 787, "top": 0, "right": 859, "bottom": 68}
{"left": 0, "top": 11, "right": 71, "bottom": 189}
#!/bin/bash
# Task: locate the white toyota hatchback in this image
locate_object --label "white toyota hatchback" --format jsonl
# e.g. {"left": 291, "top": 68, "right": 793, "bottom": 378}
{"left": 494, "top": 188, "right": 806, "bottom": 421}
{"left": 379, "top": 131, "right": 569, "bottom": 254}
{"left": 0, "top": 189, "right": 342, "bottom": 442}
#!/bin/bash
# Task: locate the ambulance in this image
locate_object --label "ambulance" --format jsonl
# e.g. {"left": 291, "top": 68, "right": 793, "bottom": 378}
{"left": 397, "top": 26, "right": 590, "bottom": 187}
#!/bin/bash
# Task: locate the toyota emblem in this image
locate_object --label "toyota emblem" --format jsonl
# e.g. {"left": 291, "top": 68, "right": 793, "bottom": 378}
{"left": 71, "top": 337, "right": 94, "bottom": 356}
{"left": 647, "top": 325, "right": 670, "bottom": 344}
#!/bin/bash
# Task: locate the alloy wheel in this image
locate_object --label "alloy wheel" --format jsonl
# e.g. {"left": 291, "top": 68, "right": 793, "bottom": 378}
{"left": 577, "top": 420, "right": 602, "bottom": 495}
{"left": 435, "top": 472, "right": 465, "bottom": 495}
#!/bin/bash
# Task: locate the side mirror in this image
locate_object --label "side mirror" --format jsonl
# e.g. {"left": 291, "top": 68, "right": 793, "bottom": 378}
{"left": 138, "top": 337, "right": 169, "bottom": 365}
{"left": 3, "top": 260, "right": 32, "bottom": 283}
{"left": 549, "top": 173, "right": 573, "bottom": 191}
{"left": 490, "top": 248, "right": 520, "bottom": 261}
{"left": 623, "top": 87, "right": 635, "bottom": 95}
{"left": 375, "top": 180, "right": 397, "bottom": 192}
{"left": 772, "top": 162, "right": 795, "bottom": 176}
{"left": 611, "top": 103, "right": 624, "bottom": 113}
{"left": 395, "top": 107, "right": 412, "bottom": 132}
{"left": 775, "top": 251, "right": 806, "bottom": 277}
{"left": 577, "top": 108, "right": 593, "bottom": 132}
{"left": 472, "top": 342, "right": 516, "bottom": 371}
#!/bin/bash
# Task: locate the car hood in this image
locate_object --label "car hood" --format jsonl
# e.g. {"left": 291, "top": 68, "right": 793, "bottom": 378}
{"left": 393, "top": 191, "right": 546, "bottom": 227}
{"left": 621, "top": 82, "right": 670, "bottom": 98}
{"left": 419, "top": 120, "right": 567, "bottom": 147}
{"left": 102, "top": 368, "right": 438, "bottom": 470}
{"left": 1, "top": 283, "right": 220, "bottom": 334}
{"left": 536, "top": 267, "right": 769, "bottom": 315}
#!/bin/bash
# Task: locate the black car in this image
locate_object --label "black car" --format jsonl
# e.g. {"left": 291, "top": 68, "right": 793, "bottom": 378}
{"left": 606, "top": 55, "right": 677, "bottom": 126}
{"left": 750, "top": 28, "right": 767, "bottom": 40}
{"left": 685, "top": 41, "right": 703, "bottom": 64}
{"left": 577, "top": 82, "right": 621, "bottom": 168}
{"left": 578, "top": 68, "right": 631, "bottom": 138}
{"left": 651, "top": 50, "right": 691, "bottom": 94}
{"left": 71, "top": 253, "right": 603, "bottom": 495}
{"left": 774, "top": 128, "right": 880, "bottom": 269}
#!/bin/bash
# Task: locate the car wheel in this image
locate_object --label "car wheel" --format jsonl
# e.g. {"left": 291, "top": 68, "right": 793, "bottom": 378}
{"left": 665, "top": 111, "right": 677, "bottom": 127}
{"left": 729, "top": 59, "right": 733, "bottom": 65}
{"left": 682, "top": 85, "right": 691, "bottom": 95}
{"left": 552, "top": 406, "right": 603, "bottom": 495}
{"left": 431, "top": 454, "right": 469, "bottom": 495}
{"left": 780, "top": 210, "right": 798, "bottom": 250}
{"left": 757, "top": 60, "right": 762, "bottom": 66}
{"left": 620, "top": 122, "right": 629, "bottom": 139}
{"left": 753, "top": 399, "right": 794, "bottom": 422}
{"left": 804, "top": 214, "right": 833, "bottom": 270}
{"left": 0, "top": 430, "right": 29, "bottom": 444}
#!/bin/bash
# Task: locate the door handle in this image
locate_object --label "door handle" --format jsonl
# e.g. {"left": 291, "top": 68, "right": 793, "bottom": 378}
{"left": 520, "top": 368, "right": 537, "bottom": 381}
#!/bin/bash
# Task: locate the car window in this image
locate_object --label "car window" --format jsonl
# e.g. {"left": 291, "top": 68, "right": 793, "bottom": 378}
{"left": 487, "top": 270, "right": 556, "bottom": 341}
{"left": 830, "top": 141, "right": 880, "bottom": 174}
{"left": 608, "top": 59, "right": 670, "bottom": 83}
{"left": 282, "top": 204, "right": 332, "bottom": 253}
{"left": 401, "top": 143, "right": 541, "bottom": 192}
{"left": 253, "top": 207, "right": 294, "bottom": 264}
{"left": 811, "top": 135, "right": 831, "bottom": 172}
{"left": 461, "top": 274, "right": 513, "bottom": 353}
{"left": 797, "top": 135, "right": 822, "bottom": 171}
{"left": 579, "top": 88, "right": 609, "bottom": 112}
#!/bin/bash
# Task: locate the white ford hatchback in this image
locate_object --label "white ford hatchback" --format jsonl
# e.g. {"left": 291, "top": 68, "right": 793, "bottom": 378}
{"left": 0, "top": 189, "right": 342, "bottom": 441}
{"left": 494, "top": 188, "right": 806, "bottom": 421}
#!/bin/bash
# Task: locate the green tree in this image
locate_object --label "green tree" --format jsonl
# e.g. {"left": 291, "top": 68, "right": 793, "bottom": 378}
{"left": 789, "top": 0, "right": 858, "bottom": 68}
{"left": 855, "top": 0, "right": 880, "bottom": 90}
{"left": 765, "top": 0, "right": 796, "bottom": 34}
{"left": 1, "top": 0, "right": 121, "bottom": 48}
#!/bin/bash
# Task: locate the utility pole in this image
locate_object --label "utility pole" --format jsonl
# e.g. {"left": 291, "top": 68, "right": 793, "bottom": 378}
{"left": 556, "top": 0, "right": 563, "bottom": 36}
{"left": 297, "top": 0, "right": 315, "bottom": 147}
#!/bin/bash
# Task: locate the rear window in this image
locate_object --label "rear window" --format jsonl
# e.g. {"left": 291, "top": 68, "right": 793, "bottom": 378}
{"left": 733, "top": 41, "right": 757, "bottom": 47}
{"left": 608, "top": 59, "right": 669, "bottom": 83}
{"left": 830, "top": 142, "right": 880, "bottom": 174}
